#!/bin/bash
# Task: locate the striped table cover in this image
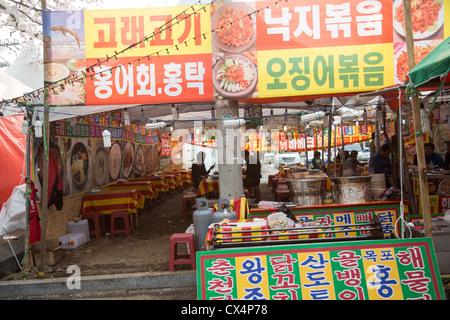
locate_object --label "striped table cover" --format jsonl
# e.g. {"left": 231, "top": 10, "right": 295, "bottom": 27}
{"left": 107, "top": 181, "right": 157, "bottom": 200}
{"left": 196, "top": 178, "right": 219, "bottom": 196}
{"left": 80, "top": 190, "right": 144, "bottom": 226}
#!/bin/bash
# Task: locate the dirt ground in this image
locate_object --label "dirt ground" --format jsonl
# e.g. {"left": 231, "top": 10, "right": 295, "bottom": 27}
{"left": 2, "top": 181, "right": 275, "bottom": 281}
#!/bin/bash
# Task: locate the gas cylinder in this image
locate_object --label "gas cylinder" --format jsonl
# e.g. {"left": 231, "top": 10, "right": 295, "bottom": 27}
{"left": 211, "top": 199, "right": 237, "bottom": 223}
{"left": 193, "top": 197, "right": 212, "bottom": 251}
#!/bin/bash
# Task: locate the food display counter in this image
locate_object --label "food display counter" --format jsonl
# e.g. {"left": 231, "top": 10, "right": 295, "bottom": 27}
{"left": 195, "top": 198, "right": 450, "bottom": 300}
{"left": 411, "top": 170, "right": 450, "bottom": 214}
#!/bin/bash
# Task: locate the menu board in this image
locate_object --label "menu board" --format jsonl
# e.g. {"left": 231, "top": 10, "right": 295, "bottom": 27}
{"left": 197, "top": 238, "right": 445, "bottom": 300}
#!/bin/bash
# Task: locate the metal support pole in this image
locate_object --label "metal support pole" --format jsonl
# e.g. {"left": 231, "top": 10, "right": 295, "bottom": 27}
{"left": 327, "top": 111, "right": 332, "bottom": 176}
{"left": 402, "top": 0, "right": 432, "bottom": 238}
{"left": 38, "top": 0, "right": 49, "bottom": 275}
{"left": 216, "top": 100, "right": 243, "bottom": 200}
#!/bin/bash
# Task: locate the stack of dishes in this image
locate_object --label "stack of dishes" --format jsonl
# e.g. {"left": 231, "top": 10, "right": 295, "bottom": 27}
{"left": 370, "top": 173, "right": 386, "bottom": 201}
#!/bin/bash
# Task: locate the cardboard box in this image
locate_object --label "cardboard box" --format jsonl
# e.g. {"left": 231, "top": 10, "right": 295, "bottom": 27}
{"left": 31, "top": 239, "right": 61, "bottom": 267}
{"left": 33, "top": 249, "right": 61, "bottom": 267}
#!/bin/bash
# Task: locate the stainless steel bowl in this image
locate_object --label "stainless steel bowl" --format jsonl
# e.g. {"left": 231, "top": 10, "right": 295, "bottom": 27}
{"left": 286, "top": 178, "right": 326, "bottom": 207}
{"left": 332, "top": 176, "right": 372, "bottom": 204}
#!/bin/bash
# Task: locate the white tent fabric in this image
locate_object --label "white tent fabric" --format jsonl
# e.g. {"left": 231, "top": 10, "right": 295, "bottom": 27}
{"left": 0, "top": 184, "right": 26, "bottom": 236}
{"left": 4, "top": 40, "right": 43, "bottom": 95}
{"left": 0, "top": 70, "right": 33, "bottom": 100}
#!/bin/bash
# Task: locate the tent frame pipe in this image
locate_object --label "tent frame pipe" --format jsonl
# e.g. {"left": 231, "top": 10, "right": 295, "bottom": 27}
{"left": 402, "top": 0, "right": 432, "bottom": 238}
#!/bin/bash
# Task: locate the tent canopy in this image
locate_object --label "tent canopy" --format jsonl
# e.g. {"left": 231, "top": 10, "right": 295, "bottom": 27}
{"left": 407, "top": 36, "right": 450, "bottom": 88}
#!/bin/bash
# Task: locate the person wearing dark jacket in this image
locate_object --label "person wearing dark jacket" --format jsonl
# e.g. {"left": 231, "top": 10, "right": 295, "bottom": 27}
{"left": 191, "top": 151, "right": 215, "bottom": 190}
{"left": 243, "top": 150, "right": 261, "bottom": 188}
{"left": 444, "top": 141, "right": 450, "bottom": 169}
{"left": 413, "top": 142, "right": 444, "bottom": 168}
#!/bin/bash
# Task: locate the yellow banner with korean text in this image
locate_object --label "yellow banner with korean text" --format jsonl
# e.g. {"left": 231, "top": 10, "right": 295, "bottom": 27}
{"left": 257, "top": 42, "right": 394, "bottom": 99}
{"left": 84, "top": 6, "right": 212, "bottom": 59}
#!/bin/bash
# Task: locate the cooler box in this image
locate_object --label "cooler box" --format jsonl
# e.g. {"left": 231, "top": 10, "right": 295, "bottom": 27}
{"left": 58, "top": 233, "right": 86, "bottom": 249}
{"left": 67, "top": 219, "right": 90, "bottom": 241}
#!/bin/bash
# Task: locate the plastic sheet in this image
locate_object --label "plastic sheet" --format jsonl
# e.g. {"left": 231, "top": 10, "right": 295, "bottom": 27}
{"left": 0, "top": 115, "right": 26, "bottom": 207}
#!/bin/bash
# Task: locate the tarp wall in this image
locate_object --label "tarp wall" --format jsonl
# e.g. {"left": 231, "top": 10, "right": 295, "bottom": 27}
{"left": 0, "top": 115, "right": 26, "bottom": 207}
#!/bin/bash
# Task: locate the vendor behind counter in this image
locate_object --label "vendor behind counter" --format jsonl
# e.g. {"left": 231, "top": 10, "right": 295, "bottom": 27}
{"left": 413, "top": 142, "right": 444, "bottom": 169}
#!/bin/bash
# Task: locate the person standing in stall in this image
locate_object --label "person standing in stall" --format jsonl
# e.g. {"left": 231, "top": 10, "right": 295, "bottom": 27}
{"left": 413, "top": 142, "right": 444, "bottom": 169}
{"left": 243, "top": 150, "right": 261, "bottom": 189}
{"left": 342, "top": 150, "right": 366, "bottom": 176}
{"left": 369, "top": 144, "right": 393, "bottom": 187}
{"left": 443, "top": 141, "right": 450, "bottom": 169}
{"left": 191, "top": 151, "right": 215, "bottom": 190}
{"left": 311, "top": 151, "right": 324, "bottom": 171}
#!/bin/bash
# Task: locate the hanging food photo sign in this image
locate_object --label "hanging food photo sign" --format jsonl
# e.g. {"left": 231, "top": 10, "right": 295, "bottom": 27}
{"left": 40, "top": 0, "right": 447, "bottom": 106}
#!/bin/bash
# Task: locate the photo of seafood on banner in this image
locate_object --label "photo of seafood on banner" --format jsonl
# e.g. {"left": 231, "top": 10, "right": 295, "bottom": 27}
{"left": 212, "top": 1, "right": 259, "bottom": 100}
{"left": 32, "top": 114, "right": 161, "bottom": 200}
{"left": 43, "top": 10, "right": 86, "bottom": 106}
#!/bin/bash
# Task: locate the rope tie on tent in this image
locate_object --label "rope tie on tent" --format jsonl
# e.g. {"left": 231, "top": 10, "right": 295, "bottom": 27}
{"left": 409, "top": 73, "right": 448, "bottom": 136}
{"left": 42, "top": 106, "right": 49, "bottom": 161}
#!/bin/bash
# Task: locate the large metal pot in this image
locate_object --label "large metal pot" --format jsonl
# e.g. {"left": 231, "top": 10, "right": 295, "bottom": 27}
{"left": 286, "top": 178, "right": 326, "bottom": 207}
{"left": 332, "top": 176, "right": 372, "bottom": 204}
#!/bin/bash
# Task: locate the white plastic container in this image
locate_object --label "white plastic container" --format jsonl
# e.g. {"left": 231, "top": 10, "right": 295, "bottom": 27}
{"left": 58, "top": 233, "right": 86, "bottom": 249}
{"left": 67, "top": 219, "right": 90, "bottom": 241}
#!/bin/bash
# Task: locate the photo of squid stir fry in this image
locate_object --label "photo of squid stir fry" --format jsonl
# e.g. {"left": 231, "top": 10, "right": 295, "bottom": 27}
{"left": 216, "top": 56, "right": 255, "bottom": 93}
{"left": 216, "top": 7, "right": 254, "bottom": 48}
{"left": 394, "top": 0, "right": 441, "bottom": 34}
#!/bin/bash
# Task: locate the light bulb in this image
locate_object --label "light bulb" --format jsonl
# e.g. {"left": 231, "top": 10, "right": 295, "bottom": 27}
{"left": 102, "top": 129, "right": 111, "bottom": 147}
{"left": 34, "top": 118, "right": 43, "bottom": 138}
{"left": 21, "top": 117, "right": 28, "bottom": 134}
{"left": 123, "top": 110, "right": 130, "bottom": 126}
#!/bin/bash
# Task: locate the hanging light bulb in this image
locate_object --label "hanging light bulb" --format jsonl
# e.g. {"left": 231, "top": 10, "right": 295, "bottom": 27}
{"left": 123, "top": 109, "right": 130, "bottom": 126}
{"left": 146, "top": 121, "right": 167, "bottom": 130}
{"left": 34, "top": 116, "right": 43, "bottom": 138}
{"left": 21, "top": 116, "right": 28, "bottom": 134}
{"left": 102, "top": 129, "right": 111, "bottom": 147}
{"left": 269, "top": 109, "right": 274, "bottom": 130}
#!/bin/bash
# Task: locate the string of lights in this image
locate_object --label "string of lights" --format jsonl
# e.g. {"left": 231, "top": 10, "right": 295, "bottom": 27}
{"left": 2, "top": 95, "right": 403, "bottom": 128}
{"left": 1, "top": 0, "right": 291, "bottom": 107}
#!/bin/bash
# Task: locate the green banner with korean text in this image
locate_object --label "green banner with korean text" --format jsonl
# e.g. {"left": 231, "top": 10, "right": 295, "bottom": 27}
{"left": 197, "top": 238, "right": 445, "bottom": 300}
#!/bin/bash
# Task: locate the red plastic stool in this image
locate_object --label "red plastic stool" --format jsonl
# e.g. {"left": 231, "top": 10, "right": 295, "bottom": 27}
{"left": 182, "top": 192, "right": 196, "bottom": 218}
{"left": 247, "top": 186, "right": 261, "bottom": 203}
{"left": 110, "top": 211, "right": 132, "bottom": 238}
{"left": 268, "top": 174, "right": 276, "bottom": 187}
{"left": 275, "top": 190, "right": 290, "bottom": 202}
{"left": 169, "top": 233, "right": 196, "bottom": 271}
{"left": 81, "top": 211, "right": 105, "bottom": 239}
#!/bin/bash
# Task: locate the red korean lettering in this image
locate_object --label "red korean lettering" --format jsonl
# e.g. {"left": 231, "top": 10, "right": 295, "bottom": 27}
{"left": 176, "top": 12, "right": 202, "bottom": 45}
{"left": 272, "top": 289, "right": 298, "bottom": 300}
{"left": 396, "top": 247, "right": 425, "bottom": 269}
{"left": 150, "top": 15, "right": 173, "bottom": 46}
{"left": 269, "top": 254, "right": 297, "bottom": 273}
{"left": 338, "top": 286, "right": 365, "bottom": 300}
{"left": 93, "top": 17, "right": 117, "bottom": 48}
{"left": 401, "top": 271, "right": 431, "bottom": 293}
{"left": 207, "top": 258, "right": 235, "bottom": 276}
{"left": 207, "top": 276, "right": 234, "bottom": 294}
{"left": 270, "top": 273, "right": 300, "bottom": 290}
{"left": 120, "top": 16, "right": 146, "bottom": 48}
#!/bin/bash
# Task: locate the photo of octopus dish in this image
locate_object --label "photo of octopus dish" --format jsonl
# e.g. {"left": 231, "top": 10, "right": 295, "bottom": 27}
{"left": 213, "top": 54, "right": 257, "bottom": 99}
{"left": 212, "top": 3, "right": 256, "bottom": 52}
